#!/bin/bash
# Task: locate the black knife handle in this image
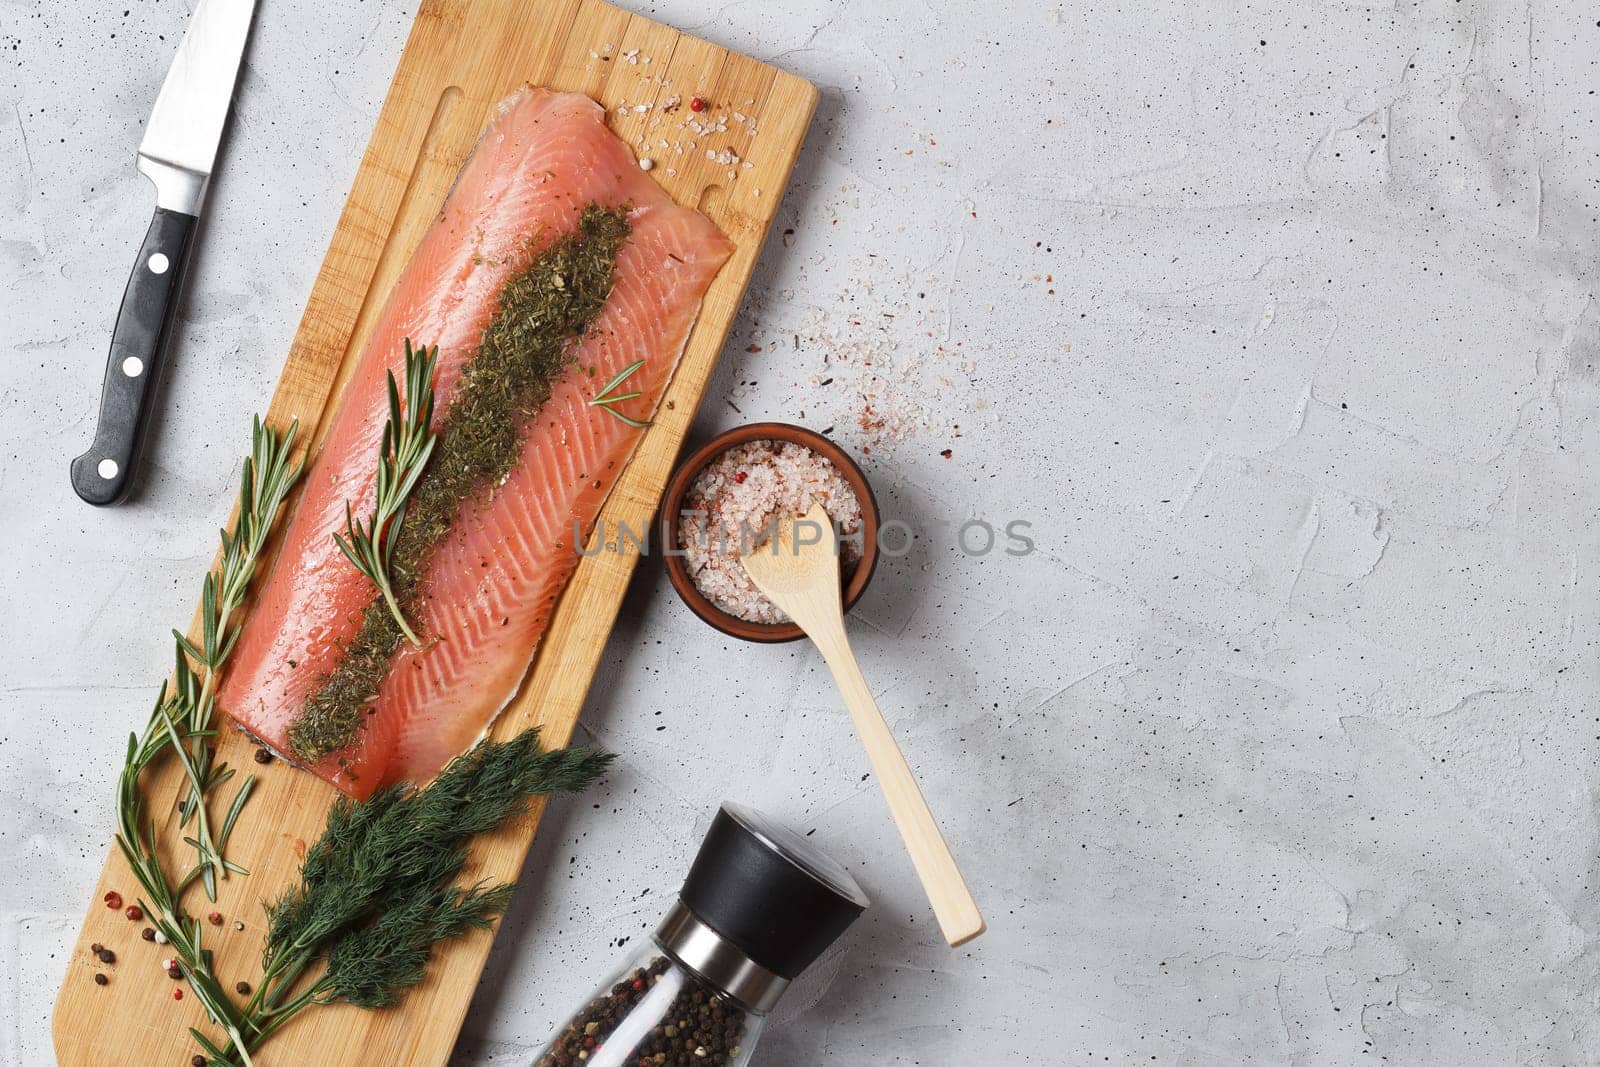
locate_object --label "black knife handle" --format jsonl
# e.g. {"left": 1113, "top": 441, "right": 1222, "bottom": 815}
{"left": 70, "top": 207, "right": 198, "bottom": 506}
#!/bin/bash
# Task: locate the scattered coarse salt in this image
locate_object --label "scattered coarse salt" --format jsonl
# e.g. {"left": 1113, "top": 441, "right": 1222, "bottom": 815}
{"left": 679, "top": 440, "right": 864, "bottom": 625}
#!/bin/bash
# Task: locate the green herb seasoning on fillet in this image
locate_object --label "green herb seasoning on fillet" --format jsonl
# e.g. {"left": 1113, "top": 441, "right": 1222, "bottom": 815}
{"left": 289, "top": 205, "right": 632, "bottom": 764}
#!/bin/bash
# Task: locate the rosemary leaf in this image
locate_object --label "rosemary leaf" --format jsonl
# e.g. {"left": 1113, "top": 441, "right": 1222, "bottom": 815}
{"left": 588, "top": 357, "right": 652, "bottom": 427}
{"left": 332, "top": 338, "right": 439, "bottom": 648}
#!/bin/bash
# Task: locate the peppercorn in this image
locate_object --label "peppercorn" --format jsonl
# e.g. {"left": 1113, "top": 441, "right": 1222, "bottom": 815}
{"left": 253, "top": 747, "right": 274, "bottom": 764}
{"left": 103, "top": 891, "right": 123, "bottom": 910}
{"left": 95, "top": 947, "right": 116, "bottom": 964}
{"left": 168, "top": 964, "right": 183, "bottom": 980}
{"left": 141, "top": 927, "right": 156, "bottom": 942}
{"left": 236, "top": 981, "right": 251, "bottom": 996}
{"left": 173, "top": 988, "right": 184, "bottom": 1001}
{"left": 93, "top": 974, "right": 108, "bottom": 986}
{"left": 207, "top": 911, "right": 223, "bottom": 926}
{"left": 193, "top": 1055, "right": 208, "bottom": 1067}
{"left": 689, "top": 96, "right": 706, "bottom": 112}
{"left": 535, "top": 956, "right": 746, "bottom": 1067}
{"left": 125, "top": 905, "right": 144, "bottom": 921}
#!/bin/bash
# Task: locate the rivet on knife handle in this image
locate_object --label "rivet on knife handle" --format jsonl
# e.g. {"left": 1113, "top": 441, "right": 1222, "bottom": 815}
{"left": 70, "top": 207, "right": 198, "bottom": 506}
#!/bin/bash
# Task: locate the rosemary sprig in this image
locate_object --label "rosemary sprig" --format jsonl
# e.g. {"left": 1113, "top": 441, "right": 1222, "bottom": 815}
{"left": 171, "top": 415, "right": 303, "bottom": 899}
{"left": 114, "top": 417, "right": 303, "bottom": 1067}
{"left": 195, "top": 731, "right": 612, "bottom": 1065}
{"left": 333, "top": 339, "right": 438, "bottom": 646}
{"left": 588, "top": 358, "right": 651, "bottom": 427}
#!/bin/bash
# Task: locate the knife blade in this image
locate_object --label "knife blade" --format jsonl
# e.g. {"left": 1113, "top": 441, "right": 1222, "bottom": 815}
{"left": 70, "top": 0, "right": 258, "bottom": 506}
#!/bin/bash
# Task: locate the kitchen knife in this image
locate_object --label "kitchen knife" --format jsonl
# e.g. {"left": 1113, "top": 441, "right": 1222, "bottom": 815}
{"left": 70, "top": 0, "right": 258, "bottom": 506}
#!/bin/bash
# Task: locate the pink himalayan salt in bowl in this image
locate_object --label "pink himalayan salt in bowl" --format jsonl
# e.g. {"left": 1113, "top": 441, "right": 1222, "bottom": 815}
{"left": 662, "top": 423, "right": 880, "bottom": 643}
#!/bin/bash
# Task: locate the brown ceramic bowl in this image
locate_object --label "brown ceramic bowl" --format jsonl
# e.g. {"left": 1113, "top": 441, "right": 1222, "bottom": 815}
{"left": 661, "top": 422, "right": 880, "bottom": 643}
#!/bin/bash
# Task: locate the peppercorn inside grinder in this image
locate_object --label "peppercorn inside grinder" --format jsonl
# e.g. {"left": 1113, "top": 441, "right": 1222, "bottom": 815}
{"left": 534, "top": 803, "right": 869, "bottom": 1066}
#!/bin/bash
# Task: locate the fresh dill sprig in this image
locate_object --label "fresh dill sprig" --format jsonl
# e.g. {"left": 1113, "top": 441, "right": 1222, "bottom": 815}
{"left": 588, "top": 358, "right": 651, "bottom": 427}
{"left": 192, "top": 731, "right": 613, "bottom": 1064}
{"left": 114, "top": 417, "right": 303, "bottom": 1067}
{"left": 333, "top": 339, "right": 439, "bottom": 646}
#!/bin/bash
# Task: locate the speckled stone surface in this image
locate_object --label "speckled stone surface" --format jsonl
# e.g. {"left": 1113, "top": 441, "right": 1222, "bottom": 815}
{"left": 5, "top": 0, "right": 1600, "bottom": 1063}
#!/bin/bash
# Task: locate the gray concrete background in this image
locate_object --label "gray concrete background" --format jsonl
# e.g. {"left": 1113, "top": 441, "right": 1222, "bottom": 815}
{"left": 5, "top": 0, "right": 1600, "bottom": 1063}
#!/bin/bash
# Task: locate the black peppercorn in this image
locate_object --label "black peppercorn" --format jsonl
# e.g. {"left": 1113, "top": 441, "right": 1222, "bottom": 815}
{"left": 536, "top": 956, "right": 747, "bottom": 1067}
{"left": 236, "top": 981, "right": 252, "bottom": 995}
{"left": 93, "top": 973, "right": 108, "bottom": 986}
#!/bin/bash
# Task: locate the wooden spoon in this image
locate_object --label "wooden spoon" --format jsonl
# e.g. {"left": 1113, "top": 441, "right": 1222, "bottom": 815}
{"left": 741, "top": 501, "right": 985, "bottom": 946}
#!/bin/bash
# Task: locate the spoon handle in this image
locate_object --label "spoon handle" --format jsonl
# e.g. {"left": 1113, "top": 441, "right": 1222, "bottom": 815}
{"left": 810, "top": 626, "right": 986, "bottom": 947}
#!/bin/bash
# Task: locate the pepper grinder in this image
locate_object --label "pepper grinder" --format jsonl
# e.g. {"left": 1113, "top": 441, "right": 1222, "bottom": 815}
{"left": 533, "top": 803, "right": 869, "bottom": 1066}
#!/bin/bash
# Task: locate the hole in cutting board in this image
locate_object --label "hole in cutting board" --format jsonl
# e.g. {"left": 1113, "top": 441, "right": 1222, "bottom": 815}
{"left": 697, "top": 184, "right": 726, "bottom": 217}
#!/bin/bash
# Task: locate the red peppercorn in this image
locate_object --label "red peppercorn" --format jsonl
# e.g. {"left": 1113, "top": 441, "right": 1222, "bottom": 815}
{"left": 103, "top": 891, "right": 123, "bottom": 910}
{"left": 207, "top": 911, "right": 223, "bottom": 926}
{"left": 173, "top": 988, "right": 184, "bottom": 1001}
{"left": 125, "top": 905, "right": 143, "bottom": 921}
{"left": 733, "top": 471, "right": 747, "bottom": 484}
{"left": 689, "top": 96, "right": 706, "bottom": 112}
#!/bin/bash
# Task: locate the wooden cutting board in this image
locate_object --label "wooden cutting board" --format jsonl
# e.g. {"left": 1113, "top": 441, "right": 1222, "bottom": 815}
{"left": 52, "top": 2, "right": 816, "bottom": 1062}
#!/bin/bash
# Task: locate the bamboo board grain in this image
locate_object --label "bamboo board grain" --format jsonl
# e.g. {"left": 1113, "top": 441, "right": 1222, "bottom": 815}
{"left": 52, "top": 2, "right": 817, "bottom": 1062}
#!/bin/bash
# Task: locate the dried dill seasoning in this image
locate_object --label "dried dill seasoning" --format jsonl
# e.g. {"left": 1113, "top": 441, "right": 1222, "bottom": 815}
{"left": 288, "top": 205, "right": 632, "bottom": 763}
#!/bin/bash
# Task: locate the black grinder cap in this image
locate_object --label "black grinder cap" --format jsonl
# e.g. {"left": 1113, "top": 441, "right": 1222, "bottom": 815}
{"left": 679, "top": 803, "right": 869, "bottom": 980}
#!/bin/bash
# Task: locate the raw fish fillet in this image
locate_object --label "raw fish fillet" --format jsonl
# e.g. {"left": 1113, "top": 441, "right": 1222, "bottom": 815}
{"left": 220, "top": 88, "right": 732, "bottom": 797}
